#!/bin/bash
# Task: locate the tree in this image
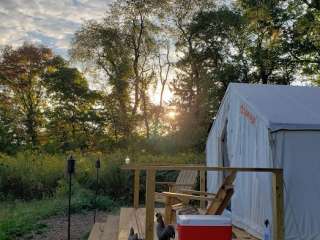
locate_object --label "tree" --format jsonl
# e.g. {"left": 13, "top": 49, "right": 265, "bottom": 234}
{"left": 71, "top": 22, "right": 135, "bottom": 140}
{"left": 0, "top": 93, "right": 24, "bottom": 153}
{"left": 44, "top": 56, "right": 101, "bottom": 151}
{"left": 0, "top": 44, "right": 54, "bottom": 147}
{"left": 284, "top": 0, "right": 320, "bottom": 81}
{"left": 238, "top": 0, "right": 296, "bottom": 84}
{"left": 71, "top": 0, "right": 164, "bottom": 140}
{"left": 170, "top": 0, "right": 299, "bottom": 150}
{"left": 167, "top": 0, "right": 216, "bottom": 149}
{"left": 190, "top": 8, "right": 247, "bottom": 98}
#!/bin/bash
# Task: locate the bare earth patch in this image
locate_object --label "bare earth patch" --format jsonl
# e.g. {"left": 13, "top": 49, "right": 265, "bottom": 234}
{"left": 21, "top": 211, "right": 108, "bottom": 240}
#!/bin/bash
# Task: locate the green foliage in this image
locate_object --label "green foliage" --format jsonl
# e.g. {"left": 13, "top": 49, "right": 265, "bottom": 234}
{"left": 0, "top": 152, "right": 64, "bottom": 200}
{"left": 0, "top": 150, "right": 201, "bottom": 239}
{"left": 45, "top": 65, "right": 102, "bottom": 152}
{"left": 0, "top": 151, "right": 203, "bottom": 201}
{"left": 0, "top": 44, "right": 54, "bottom": 148}
{"left": 3, "top": 0, "right": 320, "bottom": 237}
{"left": 1, "top": 0, "right": 320, "bottom": 154}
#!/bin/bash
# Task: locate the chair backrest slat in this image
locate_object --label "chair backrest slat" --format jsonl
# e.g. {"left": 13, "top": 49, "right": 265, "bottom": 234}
{"left": 175, "top": 170, "right": 198, "bottom": 192}
{"left": 206, "top": 170, "right": 237, "bottom": 215}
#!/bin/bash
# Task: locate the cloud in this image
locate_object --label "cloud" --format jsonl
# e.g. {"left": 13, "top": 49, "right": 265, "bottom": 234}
{"left": 0, "top": 0, "right": 113, "bottom": 58}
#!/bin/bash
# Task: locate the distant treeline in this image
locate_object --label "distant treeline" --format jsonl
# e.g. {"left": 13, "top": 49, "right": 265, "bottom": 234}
{"left": 0, "top": 0, "right": 319, "bottom": 154}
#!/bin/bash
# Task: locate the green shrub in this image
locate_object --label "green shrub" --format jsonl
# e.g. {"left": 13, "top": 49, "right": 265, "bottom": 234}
{"left": 0, "top": 150, "right": 203, "bottom": 239}
{"left": 0, "top": 152, "right": 64, "bottom": 200}
{"left": 0, "top": 150, "right": 203, "bottom": 202}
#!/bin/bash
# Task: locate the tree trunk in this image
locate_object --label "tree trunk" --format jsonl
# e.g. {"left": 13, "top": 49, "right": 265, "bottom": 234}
{"left": 141, "top": 91, "right": 150, "bottom": 139}
{"left": 26, "top": 105, "right": 38, "bottom": 148}
{"left": 132, "top": 57, "right": 140, "bottom": 116}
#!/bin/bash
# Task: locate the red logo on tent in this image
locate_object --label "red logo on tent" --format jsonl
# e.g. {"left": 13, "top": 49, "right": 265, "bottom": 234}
{"left": 240, "top": 104, "right": 256, "bottom": 124}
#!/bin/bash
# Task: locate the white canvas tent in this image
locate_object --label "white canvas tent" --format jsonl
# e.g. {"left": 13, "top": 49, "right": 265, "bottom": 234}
{"left": 206, "top": 83, "right": 320, "bottom": 240}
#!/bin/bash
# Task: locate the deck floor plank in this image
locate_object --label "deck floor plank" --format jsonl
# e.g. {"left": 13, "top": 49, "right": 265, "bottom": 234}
{"left": 88, "top": 215, "right": 119, "bottom": 240}
{"left": 88, "top": 223, "right": 105, "bottom": 240}
{"left": 233, "top": 227, "right": 259, "bottom": 240}
{"left": 118, "top": 208, "right": 164, "bottom": 240}
{"left": 116, "top": 207, "right": 259, "bottom": 240}
{"left": 102, "top": 215, "right": 120, "bottom": 240}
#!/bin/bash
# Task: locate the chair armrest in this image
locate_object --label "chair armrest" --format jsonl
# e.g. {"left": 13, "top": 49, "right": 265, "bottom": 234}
{"left": 155, "top": 182, "right": 176, "bottom": 186}
{"left": 156, "top": 182, "right": 195, "bottom": 187}
{"left": 180, "top": 189, "right": 217, "bottom": 196}
{"left": 160, "top": 191, "right": 215, "bottom": 202}
{"left": 171, "top": 183, "right": 195, "bottom": 187}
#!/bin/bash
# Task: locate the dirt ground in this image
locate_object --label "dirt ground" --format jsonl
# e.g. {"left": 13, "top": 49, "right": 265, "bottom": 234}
{"left": 21, "top": 211, "right": 108, "bottom": 240}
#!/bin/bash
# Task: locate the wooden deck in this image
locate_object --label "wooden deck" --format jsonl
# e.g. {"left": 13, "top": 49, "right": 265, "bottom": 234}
{"left": 118, "top": 208, "right": 152, "bottom": 240}
{"left": 89, "top": 208, "right": 259, "bottom": 240}
{"left": 122, "top": 165, "right": 284, "bottom": 240}
{"left": 88, "top": 215, "right": 119, "bottom": 240}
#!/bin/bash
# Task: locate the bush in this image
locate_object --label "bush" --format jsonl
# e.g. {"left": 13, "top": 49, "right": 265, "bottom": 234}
{"left": 0, "top": 148, "right": 204, "bottom": 239}
{"left": 0, "top": 152, "right": 64, "bottom": 200}
{"left": 0, "top": 150, "right": 204, "bottom": 202}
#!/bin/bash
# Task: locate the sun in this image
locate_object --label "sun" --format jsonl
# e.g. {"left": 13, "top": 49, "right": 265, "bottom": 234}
{"left": 150, "top": 85, "right": 174, "bottom": 104}
{"left": 167, "top": 110, "right": 177, "bottom": 120}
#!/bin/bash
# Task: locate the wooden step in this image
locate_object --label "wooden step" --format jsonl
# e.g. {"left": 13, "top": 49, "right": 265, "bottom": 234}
{"left": 118, "top": 208, "right": 146, "bottom": 240}
{"left": 88, "top": 222, "right": 104, "bottom": 240}
{"left": 118, "top": 208, "right": 165, "bottom": 240}
{"left": 88, "top": 215, "right": 120, "bottom": 240}
{"left": 101, "top": 215, "right": 120, "bottom": 240}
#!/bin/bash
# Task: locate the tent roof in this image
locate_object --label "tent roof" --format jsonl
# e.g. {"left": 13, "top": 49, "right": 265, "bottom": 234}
{"left": 228, "top": 83, "right": 320, "bottom": 131}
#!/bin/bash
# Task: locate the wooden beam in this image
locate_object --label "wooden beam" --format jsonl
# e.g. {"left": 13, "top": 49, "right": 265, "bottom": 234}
{"left": 180, "top": 189, "right": 216, "bottom": 196}
{"left": 164, "top": 195, "right": 173, "bottom": 224}
{"left": 272, "top": 170, "right": 284, "bottom": 240}
{"left": 200, "top": 170, "right": 206, "bottom": 209}
{"left": 134, "top": 169, "right": 140, "bottom": 209}
{"left": 122, "top": 165, "right": 282, "bottom": 173}
{"left": 160, "top": 192, "right": 215, "bottom": 202}
{"left": 145, "top": 169, "right": 155, "bottom": 240}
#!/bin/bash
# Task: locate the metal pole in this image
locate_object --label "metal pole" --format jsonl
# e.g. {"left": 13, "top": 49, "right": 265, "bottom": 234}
{"left": 94, "top": 159, "right": 100, "bottom": 223}
{"left": 67, "top": 155, "right": 75, "bottom": 240}
{"left": 68, "top": 172, "right": 72, "bottom": 240}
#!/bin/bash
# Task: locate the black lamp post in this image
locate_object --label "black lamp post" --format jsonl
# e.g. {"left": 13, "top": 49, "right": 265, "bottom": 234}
{"left": 67, "top": 155, "right": 75, "bottom": 240}
{"left": 94, "top": 158, "right": 101, "bottom": 223}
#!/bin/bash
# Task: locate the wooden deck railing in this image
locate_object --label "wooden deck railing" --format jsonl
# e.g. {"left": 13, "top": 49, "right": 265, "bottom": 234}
{"left": 122, "top": 165, "right": 284, "bottom": 240}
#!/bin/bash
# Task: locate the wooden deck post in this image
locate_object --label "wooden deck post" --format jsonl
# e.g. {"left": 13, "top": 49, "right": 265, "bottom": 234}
{"left": 145, "top": 169, "right": 155, "bottom": 240}
{"left": 164, "top": 195, "right": 173, "bottom": 224}
{"left": 272, "top": 170, "right": 284, "bottom": 240}
{"left": 134, "top": 169, "right": 140, "bottom": 209}
{"left": 200, "top": 170, "right": 206, "bottom": 209}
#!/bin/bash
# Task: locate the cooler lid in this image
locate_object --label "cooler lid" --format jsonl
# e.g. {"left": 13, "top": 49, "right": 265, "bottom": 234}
{"left": 177, "top": 215, "right": 231, "bottom": 226}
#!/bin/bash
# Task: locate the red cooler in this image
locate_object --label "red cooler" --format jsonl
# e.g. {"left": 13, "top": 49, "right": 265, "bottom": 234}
{"left": 177, "top": 215, "right": 232, "bottom": 240}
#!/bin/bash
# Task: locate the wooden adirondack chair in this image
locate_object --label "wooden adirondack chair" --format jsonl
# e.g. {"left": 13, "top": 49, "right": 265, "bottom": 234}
{"left": 155, "top": 170, "right": 198, "bottom": 204}
{"left": 161, "top": 170, "right": 237, "bottom": 224}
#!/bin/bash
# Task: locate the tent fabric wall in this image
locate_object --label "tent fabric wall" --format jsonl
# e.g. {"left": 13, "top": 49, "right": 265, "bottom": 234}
{"left": 230, "top": 84, "right": 320, "bottom": 131}
{"left": 206, "top": 83, "right": 320, "bottom": 240}
{"left": 207, "top": 88, "right": 273, "bottom": 239}
{"left": 206, "top": 92, "right": 229, "bottom": 193}
{"left": 227, "top": 91, "right": 274, "bottom": 238}
{"left": 272, "top": 131, "right": 320, "bottom": 240}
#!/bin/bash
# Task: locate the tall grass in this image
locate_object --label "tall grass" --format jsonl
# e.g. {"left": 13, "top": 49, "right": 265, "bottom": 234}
{"left": 0, "top": 150, "right": 203, "bottom": 239}
{"left": 0, "top": 150, "right": 204, "bottom": 201}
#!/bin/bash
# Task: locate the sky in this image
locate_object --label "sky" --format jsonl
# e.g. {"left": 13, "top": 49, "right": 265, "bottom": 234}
{"left": 0, "top": 0, "right": 173, "bottom": 103}
{"left": 0, "top": 0, "right": 113, "bottom": 58}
